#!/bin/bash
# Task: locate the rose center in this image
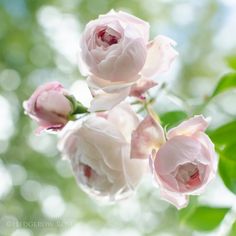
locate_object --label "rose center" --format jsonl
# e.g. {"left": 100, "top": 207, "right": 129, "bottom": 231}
{"left": 83, "top": 164, "right": 92, "bottom": 179}
{"left": 175, "top": 163, "right": 201, "bottom": 189}
{"left": 97, "top": 28, "right": 119, "bottom": 46}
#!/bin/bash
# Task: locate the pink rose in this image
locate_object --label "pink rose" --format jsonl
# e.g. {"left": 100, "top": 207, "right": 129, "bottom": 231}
{"left": 23, "top": 82, "right": 72, "bottom": 133}
{"left": 58, "top": 102, "right": 147, "bottom": 201}
{"left": 131, "top": 115, "right": 217, "bottom": 208}
{"left": 79, "top": 10, "right": 177, "bottom": 111}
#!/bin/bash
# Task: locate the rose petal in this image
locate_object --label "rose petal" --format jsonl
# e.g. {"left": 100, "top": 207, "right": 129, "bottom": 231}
{"left": 111, "top": 38, "right": 147, "bottom": 82}
{"left": 58, "top": 120, "right": 83, "bottom": 160}
{"left": 159, "top": 188, "right": 189, "bottom": 209}
{"left": 89, "top": 88, "right": 131, "bottom": 112}
{"left": 78, "top": 117, "right": 126, "bottom": 171}
{"left": 193, "top": 132, "right": 218, "bottom": 181}
{"left": 167, "top": 115, "right": 210, "bottom": 139}
{"left": 87, "top": 75, "right": 137, "bottom": 112}
{"left": 116, "top": 11, "right": 150, "bottom": 42}
{"left": 37, "top": 91, "right": 71, "bottom": 117}
{"left": 87, "top": 75, "right": 137, "bottom": 93}
{"left": 154, "top": 169, "right": 189, "bottom": 209}
{"left": 107, "top": 102, "right": 140, "bottom": 142}
{"left": 129, "top": 78, "right": 158, "bottom": 98}
{"left": 141, "top": 35, "right": 178, "bottom": 78}
{"left": 25, "top": 81, "right": 64, "bottom": 115}
{"left": 131, "top": 115, "right": 165, "bottom": 159}
{"left": 122, "top": 145, "right": 148, "bottom": 189}
{"left": 154, "top": 135, "right": 202, "bottom": 175}
{"left": 194, "top": 133, "right": 217, "bottom": 166}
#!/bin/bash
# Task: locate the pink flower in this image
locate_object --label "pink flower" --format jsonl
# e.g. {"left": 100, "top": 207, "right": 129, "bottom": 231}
{"left": 79, "top": 10, "right": 178, "bottom": 111}
{"left": 131, "top": 115, "right": 217, "bottom": 208}
{"left": 58, "top": 102, "right": 148, "bottom": 201}
{"left": 23, "top": 82, "right": 72, "bottom": 133}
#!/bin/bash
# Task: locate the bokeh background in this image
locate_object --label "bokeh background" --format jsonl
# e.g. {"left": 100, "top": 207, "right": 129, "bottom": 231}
{"left": 1, "top": 0, "right": 236, "bottom": 235}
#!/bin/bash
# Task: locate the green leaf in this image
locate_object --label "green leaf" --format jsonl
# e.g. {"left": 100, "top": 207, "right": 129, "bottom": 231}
{"left": 226, "top": 55, "right": 236, "bottom": 71}
{"left": 65, "top": 95, "right": 89, "bottom": 115}
{"left": 181, "top": 206, "right": 229, "bottom": 232}
{"left": 209, "top": 121, "right": 236, "bottom": 194}
{"left": 223, "top": 143, "right": 236, "bottom": 162}
{"left": 219, "top": 153, "right": 236, "bottom": 194}
{"left": 160, "top": 110, "right": 188, "bottom": 129}
{"left": 209, "top": 121, "right": 236, "bottom": 146}
{"left": 72, "top": 104, "right": 88, "bottom": 114}
{"left": 65, "top": 94, "right": 77, "bottom": 110}
{"left": 179, "top": 197, "right": 198, "bottom": 222}
{"left": 228, "top": 220, "right": 236, "bottom": 236}
{"left": 211, "top": 72, "right": 236, "bottom": 98}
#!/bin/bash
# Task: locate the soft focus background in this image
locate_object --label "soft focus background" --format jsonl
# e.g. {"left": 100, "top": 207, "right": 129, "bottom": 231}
{"left": 1, "top": 0, "right": 236, "bottom": 235}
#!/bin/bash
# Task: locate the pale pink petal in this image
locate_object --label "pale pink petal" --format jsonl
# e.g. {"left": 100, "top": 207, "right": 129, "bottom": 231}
{"left": 89, "top": 88, "right": 131, "bottom": 112}
{"left": 117, "top": 11, "right": 150, "bottom": 42}
{"left": 122, "top": 145, "right": 149, "bottom": 189}
{"left": 107, "top": 102, "right": 140, "bottom": 142}
{"left": 194, "top": 132, "right": 218, "bottom": 180}
{"left": 111, "top": 38, "right": 147, "bottom": 82}
{"left": 36, "top": 123, "right": 64, "bottom": 134}
{"left": 87, "top": 75, "right": 137, "bottom": 112}
{"left": 97, "top": 55, "right": 118, "bottom": 80}
{"left": 131, "top": 115, "right": 165, "bottom": 159}
{"left": 87, "top": 75, "right": 115, "bottom": 90}
{"left": 58, "top": 121, "right": 82, "bottom": 160}
{"left": 37, "top": 91, "right": 71, "bottom": 117}
{"left": 154, "top": 136, "right": 203, "bottom": 175}
{"left": 78, "top": 116, "right": 126, "bottom": 171}
{"left": 154, "top": 166, "right": 189, "bottom": 209}
{"left": 129, "top": 78, "right": 158, "bottom": 99}
{"left": 87, "top": 33, "right": 146, "bottom": 82}
{"left": 87, "top": 75, "right": 137, "bottom": 93}
{"left": 167, "top": 115, "right": 210, "bottom": 139}
{"left": 141, "top": 35, "right": 178, "bottom": 78}
{"left": 148, "top": 150, "right": 158, "bottom": 173}
{"left": 103, "top": 10, "right": 149, "bottom": 42}
{"left": 25, "top": 81, "right": 64, "bottom": 115}
{"left": 159, "top": 188, "right": 189, "bottom": 209}
{"left": 194, "top": 133, "right": 217, "bottom": 166}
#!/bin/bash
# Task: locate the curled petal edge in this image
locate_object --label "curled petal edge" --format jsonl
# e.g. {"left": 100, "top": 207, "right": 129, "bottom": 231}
{"left": 167, "top": 115, "right": 210, "bottom": 139}
{"left": 131, "top": 115, "right": 165, "bottom": 159}
{"left": 141, "top": 35, "right": 178, "bottom": 78}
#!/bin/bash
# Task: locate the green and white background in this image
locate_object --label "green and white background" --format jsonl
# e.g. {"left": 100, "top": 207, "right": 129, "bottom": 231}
{"left": 1, "top": 0, "right": 236, "bottom": 235}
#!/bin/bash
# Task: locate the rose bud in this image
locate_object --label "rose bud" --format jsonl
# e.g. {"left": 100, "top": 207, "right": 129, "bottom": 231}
{"left": 131, "top": 115, "right": 217, "bottom": 209}
{"left": 58, "top": 102, "right": 148, "bottom": 201}
{"left": 79, "top": 10, "right": 178, "bottom": 111}
{"left": 23, "top": 81, "right": 72, "bottom": 133}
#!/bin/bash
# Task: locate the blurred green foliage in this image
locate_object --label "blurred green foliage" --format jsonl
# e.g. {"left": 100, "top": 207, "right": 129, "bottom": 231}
{"left": 209, "top": 121, "right": 236, "bottom": 195}
{"left": 180, "top": 206, "right": 230, "bottom": 232}
{"left": 160, "top": 110, "right": 188, "bottom": 129}
{"left": 211, "top": 72, "right": 236, "bottom": 98}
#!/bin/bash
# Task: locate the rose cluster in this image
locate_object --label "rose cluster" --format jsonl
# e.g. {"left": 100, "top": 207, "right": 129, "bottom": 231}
{"left": 24, "top": 10, "right": 217, "bottom": 209}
